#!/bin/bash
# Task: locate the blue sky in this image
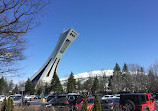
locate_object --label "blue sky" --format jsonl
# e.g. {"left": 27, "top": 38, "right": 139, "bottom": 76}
{"left": 13, "top": 0, "right": 158, "bottom": 82}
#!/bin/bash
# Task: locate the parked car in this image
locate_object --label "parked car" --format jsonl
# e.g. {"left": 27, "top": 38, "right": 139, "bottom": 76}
{"left": 120, "top": 93, "right": 155, "bottom": 111}
{"left": 12, "top": 95, "right": 22, "bottom": 101}
{"left": 24, "top": 95, "right": 32, "bottom": 101}
{"left": 41, "top": 98, "right": 56, "bottom": 107}
{"left": 34, "top": 95, "right": 40, "bottom": 99}
{"left": 52, "top": 94, "right": 81, "bottom": 110}
{"left": 0, "top": 95, "right": 6, "bottom": 102}
{"left": 101, "top": 98, "right": 120, "bottom": 111}
{"left": 75, "top": 97, "right": 94, "bottom": 111}
{"left": 102, "top": 95, "right": 114, "bottom": 99}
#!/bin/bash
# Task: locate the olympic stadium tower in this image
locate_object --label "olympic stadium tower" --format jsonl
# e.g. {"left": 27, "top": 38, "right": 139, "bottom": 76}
{"left": 30, "top": 28, "right": 79, "bottom": 84}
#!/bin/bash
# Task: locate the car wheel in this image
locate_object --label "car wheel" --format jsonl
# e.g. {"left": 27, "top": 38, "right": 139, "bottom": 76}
{"left": 125, "top": 100, "right": 135, "bottom": 111}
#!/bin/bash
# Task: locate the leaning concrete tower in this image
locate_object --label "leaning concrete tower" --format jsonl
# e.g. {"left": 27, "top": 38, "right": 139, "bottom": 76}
{"left": 30, "top": 28, "right": 79, "bottom": 84}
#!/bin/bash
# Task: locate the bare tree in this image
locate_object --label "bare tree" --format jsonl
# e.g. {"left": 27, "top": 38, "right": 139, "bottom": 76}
{"left": 0, "top": 0, "right": 48, "bottom": 75}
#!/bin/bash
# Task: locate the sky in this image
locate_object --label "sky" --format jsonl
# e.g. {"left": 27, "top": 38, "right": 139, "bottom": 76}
{"left": 11, "top": 0, "right": 158, "bottom": 82}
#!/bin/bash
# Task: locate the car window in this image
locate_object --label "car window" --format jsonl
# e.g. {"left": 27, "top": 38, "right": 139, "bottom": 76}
{"left": 146, "top": 95, "right": 149, "bottom": 101}
{"left": 149, "top": 95, "right": 153, "bottom": 99}
{"left": 141, "top": 95, "right": 146, "bottom": 104}
{"left": 68, "top": 96, "right": 75, "bottom": 100}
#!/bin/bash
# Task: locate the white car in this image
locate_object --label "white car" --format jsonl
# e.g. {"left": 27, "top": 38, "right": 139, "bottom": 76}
{"left": 24, "top": 95, "right": 32, "bottom": 101}
{"left": 0, "top": 95, "right": 6, "bottom": 102}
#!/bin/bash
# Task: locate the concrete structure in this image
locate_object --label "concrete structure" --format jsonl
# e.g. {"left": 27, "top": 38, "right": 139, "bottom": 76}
{"left": 30, "top": 28, "right": 79, "bottom": 84}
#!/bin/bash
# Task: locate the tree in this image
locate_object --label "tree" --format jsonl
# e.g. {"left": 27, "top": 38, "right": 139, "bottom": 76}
{"left": 113, "top": 63, "right": 121, "bottom": 73}
{"left": 111, "top": 63, "right": 124, "bottom": 93}
{"left": 76, "top": 79, "right": 82, "bottom": 93}
{"left": 0, "top": 77, "right": 8, "bottom": 94}
{"left": 91, "top": 77, "right": 99, "bottom": 94}
{"left": 36, "top": 86, "right": 43, "bottom": 95}
{"left": 44, "top": 82, "right": 50, "bottom": 95}
{"left": 12, "top": 84, "right": 20, "bottom": 94}
{"left": 123, "top": 63, "right": 128, "bottom": 72}
{"left": 94, "top": 94, "right": 101, "bottom": 111}
{"left": 83, "top": 76, "right": 93, "bottom": 93}
{"left": 25, "top": 78, "right": 35, "bottom": 95}
{"left": 98, "top": 70, "right": 107, "bottom": 94}
{"left": 67, "top": 72, "right": 76, "bottom": 93}
{"left": 148, "top": 69, "right": 158, "bottom": 93}
{"left": 0, "top": 0, "right": 48, "bottom": 75}
{"left": 1, "top": 97, "right": 7, "bottom": 111}
{"left": 50, "top": 72, "right": 63, "bottom": 94}
{"left": 1, "top": 97, "right": 14, "bottom": 111}
{"left": 81, "top": 94, "right": 88, "bottom": 111}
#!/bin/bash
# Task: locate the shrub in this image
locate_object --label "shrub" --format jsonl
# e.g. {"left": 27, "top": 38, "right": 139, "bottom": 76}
{"left": 94, "top": 94, "right": 101, "bottom": 111}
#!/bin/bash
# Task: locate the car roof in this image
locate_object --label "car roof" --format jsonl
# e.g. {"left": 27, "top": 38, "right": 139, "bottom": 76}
{"left": 121, "top": 93, "right": 152, "bottom": 95}
{"left": 101, "top": 98, "right": 119, "bottom": 100}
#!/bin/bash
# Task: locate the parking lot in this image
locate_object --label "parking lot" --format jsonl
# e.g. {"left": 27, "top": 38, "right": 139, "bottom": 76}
{"left": 1, "top": 93, "right": 158, "bottom": 111}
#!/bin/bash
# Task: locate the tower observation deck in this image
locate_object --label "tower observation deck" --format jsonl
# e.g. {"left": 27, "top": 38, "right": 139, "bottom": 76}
{"left": 30, "top": 28, "right": 79, "bottom": 84}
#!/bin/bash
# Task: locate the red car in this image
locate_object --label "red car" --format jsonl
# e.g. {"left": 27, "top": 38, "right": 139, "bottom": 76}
{"left": 75, "top": 97, "right": 94, "bottom": 111}
{"left": 120, "top": 93, "right": 155, "bottom": 111}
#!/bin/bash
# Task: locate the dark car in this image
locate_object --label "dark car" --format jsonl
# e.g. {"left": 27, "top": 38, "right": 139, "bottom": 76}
{"left": 120, "top": 93, "right": 155, "bottom": 111}
{"left": 53, "top": 94, "right": 81, "bottom": 110}
{"left": 101, "top": 98, "right": 120, "bottom": 111}
{"left": 41, "top": 98, "right": 56, "bottom": 107}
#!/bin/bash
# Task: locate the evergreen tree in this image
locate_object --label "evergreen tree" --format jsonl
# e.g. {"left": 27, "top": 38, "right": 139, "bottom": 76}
{"left": 91, "top": 77, "right": 99, "bottom": 94}
{"left": 76, "top": 80, "right": 82, "bottom": 93}
{"left": 81, "top": 94, "right": 88, "bottom": 111}
{"left": 140, "top": 67, "right": 144, "bottom": 73}
{"left": 50, "top": 72, "right": 63, "bottom": 94}
{"left": 1, "top": 97, "right": 14, "bottom": 111}
{"left": 122, "top": 63, "right": 128, "bottom": 72}
{"left": 6, "top": 97, "right": 11, "bottom": 111}
{"left": 0, "top": 77, "right": 8, "bottom": 94}
{"left": 25, "top": 78, "right": 35, "bottom": 95}
{"left": 83, "top": 77, "right": 93, "bottom": 93}
{"left": 1, "top": 97, "right": 7, "bottom": 111}
{"left": 94, "top": 94, "right": 101, "bottom": 111}
{"left": 44, "top": 82, "right": 50, "bottom": 95}
{"left": 36, "top": 86, "right": 43, "bottom": 95}
{"left": 67, "top": 72, "right": 76, "bottom": 93}
{"left": 113, "top": 63, "right": 121, "bottom": 73}
{"left": 12, "top": 84, "right": 20, "bottom": 94}
{"left": 111, "top": 63, "right": 124, "bottom": 93}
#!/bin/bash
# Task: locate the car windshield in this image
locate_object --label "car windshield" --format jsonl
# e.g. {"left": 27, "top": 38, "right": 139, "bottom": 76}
{"left": 49, "top": 98, "right": 56, "bottom": 102}
{"left": 87, "top": 99, "right": 94, "bottom": 104}
{"left": 101, "top": 100, "right": 112, "bottom": 104}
